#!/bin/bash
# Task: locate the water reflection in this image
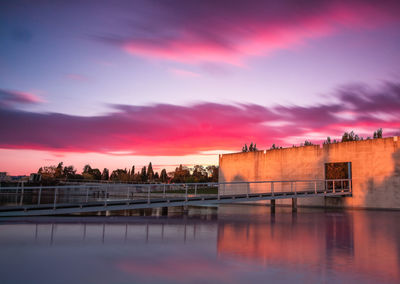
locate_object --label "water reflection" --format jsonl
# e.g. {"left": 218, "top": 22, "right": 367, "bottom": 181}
{"left": 217, "top": 207, "right": 400, "bottom": 283}
{"left": 0, "top": 205, "right": 399, "bottom": 284}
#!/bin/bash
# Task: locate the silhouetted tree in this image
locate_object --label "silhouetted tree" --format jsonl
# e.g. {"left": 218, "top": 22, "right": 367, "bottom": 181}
{"left": 206, "top": 165, "right": 219, "bottom": 182}
{"left": 63, "top": 165, "right": 76, "bottom": 179}
{"left": 378, "top": 128, "right": 382, "bottom": 138}
{"left": 110, "top": 169, "right": 130, "bottom": 181}
{"left": 82, "top": 164, "right": 101, "bottom": 180}
{"left": 55, "top": 162, "right": 64, "bottom": 179}
{"left": 83, "top": 164, "right": 92, "bottom": 174}
{"left": 373, "top": 128, "right": 383, "bottom": 139}
{"left": 249, "top": 142, "right": 254, "bottom": 151}
{"left": 130, "top": 166, "right": 135, "bottom": 179}
{"left": 323, "top": 137, "right": 332, "bottom": 144}
{"left": 38, "top": 166, "right": 57, "bottom": 181}
{"left": 91, "top": 168, "right": 101, "bottom": 180}
{"left": 172, "top": 165, "right": 190, "bottom": 183}
{"left": 192, "top": 165, "right": 208, "bottom": 182}
{"left": 304, "top": 140, "right": 313, "bottom": 146}
{"left": 242, "top": 142, "right": 258, "bottom": 152}
{"left": 140, "top": 166, "right": 147, "bottom": 182}
{"left": 82, "top": 164, "right": 93, "bottom": 180}
{"left": 341, "top": 131, "right": 360, "bottom": 142}
{"left": 34, "top": 159, "right": 223, "bottom": 185}
{"left": 147, "top": 162, "right": 154, "bottom": 181}
{"left": 101, "top": 168, "right": 109, "bottom": 180}
{"left": 160, "top": 169, "right": 168, "bottom": 183}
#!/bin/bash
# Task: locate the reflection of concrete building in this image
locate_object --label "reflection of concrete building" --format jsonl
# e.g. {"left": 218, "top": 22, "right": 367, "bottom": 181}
{"left": 217, "top": 209, "right": 400, "bottom": 283}
{"left": 219, "top": 137, "right": 400, "bottom": 209}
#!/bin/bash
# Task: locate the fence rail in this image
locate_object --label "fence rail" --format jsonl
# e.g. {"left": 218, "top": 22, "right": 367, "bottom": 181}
{"left": 0, "top": 179, "right": 352, "bottom": 216}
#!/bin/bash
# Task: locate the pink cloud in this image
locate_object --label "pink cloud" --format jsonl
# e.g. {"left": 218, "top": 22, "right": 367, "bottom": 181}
{"left": 0, "top": 89, "right": 43, "bottom": 106}
{"left": 0, "top": 80, "right": 399, "bottom": 156}
{"left": 103, "top": 1, "right": 400, "bottom": 64}
{"left": 169, "top": 68, "right": 201, "bottom": 78}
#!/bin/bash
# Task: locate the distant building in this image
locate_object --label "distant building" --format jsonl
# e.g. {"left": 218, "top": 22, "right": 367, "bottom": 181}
{"left": 0, "top": 172, "right": 8, "bottom": 182}
{"left": 10, "top": 175, "right": 29, "bottom": 182}
{"left": 29, "top": 173, "right": 42, "bottom": 182}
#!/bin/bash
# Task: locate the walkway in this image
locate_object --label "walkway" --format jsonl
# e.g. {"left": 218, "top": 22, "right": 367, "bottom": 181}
{"left": 0, "top": 179, "right": 352, "bottom": 216}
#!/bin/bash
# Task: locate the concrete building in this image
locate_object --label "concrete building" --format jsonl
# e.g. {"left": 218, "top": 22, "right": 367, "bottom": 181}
{"left": 219, "top": 137, "right": 400, "bottom": 209}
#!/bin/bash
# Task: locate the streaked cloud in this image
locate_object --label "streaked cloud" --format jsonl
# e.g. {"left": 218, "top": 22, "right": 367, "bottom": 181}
{"left": 98, "top": 0, "right": 400, "bottom": 65}
{"left": 0, "top": 80, "right": 399, "bottom": 155}
{"left": 169, "top": 68, "right": 201, "bottom": 78}
{"left": 0, "top": 89, "right": 43, "bottom": 107}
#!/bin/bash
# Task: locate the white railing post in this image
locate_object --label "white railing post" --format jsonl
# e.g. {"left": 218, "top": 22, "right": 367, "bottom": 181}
{"left": 85, "top": 186, "right": 89, "bottom": 203}
{"left": 16, "top": 182, "right": 19, "bottom": 196}
{"left": 314, "top": 180, "right": 317, "bottom": 194}
{"left": 127, "top": 186, "right": 130, "bottom": 200}
{"left": 333, "top": 180, "right": 335, "bottom": 193}
{"left": 38, "top": 185, "right": 42, "bottom": 205}
{"left": 185, "top": 184, "right": 188, "bottom": 202}
{"left": 341, "top": 180, "right": 344, "bottom": 191}
{"left": 53, "top": 187, "right": 58, "bottom": 210}
{"left": 349, "top": 179, "right": 352, "bottom": 193}
{"left": 294, "top": 182, "right": 297, "bottom": 195}
{"left": 290, "top": 181, "right": 293, "bottom": 194}
{"left": 147, "top": 185, "right": 151, "bottom": 204}
{"left": 271, "top": 182, "right": 274, "bottom": 196}
{"left": 19, "top": 182, "right": 24, "bottom": 206}
{"left": 194, "top": 184, "right": 197, "bottom": 196}
{"left": 163, "top": 184, "right": 166, "bottom": 198}
{"left": 104, "top": 185, "right": 108, "bottom": 207}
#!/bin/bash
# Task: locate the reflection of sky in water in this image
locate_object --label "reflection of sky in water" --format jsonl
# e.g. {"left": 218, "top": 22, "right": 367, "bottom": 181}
{"left": 0, "top": 205, "right": 399, "bottom": 284}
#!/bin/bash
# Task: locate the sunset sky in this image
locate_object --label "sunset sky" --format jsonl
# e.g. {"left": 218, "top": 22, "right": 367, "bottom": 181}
{"left": 1, "top": 0, "right": 400, "bottom": 175}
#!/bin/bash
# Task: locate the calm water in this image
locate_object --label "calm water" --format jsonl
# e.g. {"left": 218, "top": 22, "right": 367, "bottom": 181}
{"left": 0, "top": 205, "right": 399, "bottom": 284}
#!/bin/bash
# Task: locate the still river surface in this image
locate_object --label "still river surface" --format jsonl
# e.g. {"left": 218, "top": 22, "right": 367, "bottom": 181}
{"left": 0, "top": 205, "right": 399, "bottom": 284}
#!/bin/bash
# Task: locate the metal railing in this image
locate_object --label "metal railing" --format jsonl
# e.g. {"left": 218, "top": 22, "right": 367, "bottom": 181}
{"left": 0, "top": 179, "right": 352, "bottom": 210}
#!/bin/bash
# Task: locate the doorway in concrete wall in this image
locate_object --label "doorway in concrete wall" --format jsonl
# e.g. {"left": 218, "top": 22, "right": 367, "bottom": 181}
{"left": 325, "top": 162, "right": 352, "bottom": 190}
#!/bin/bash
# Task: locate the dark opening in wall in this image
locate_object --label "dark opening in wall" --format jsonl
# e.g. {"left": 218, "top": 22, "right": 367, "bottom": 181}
{"left": 325, "top": 162, "right": 352, "bottom": 190}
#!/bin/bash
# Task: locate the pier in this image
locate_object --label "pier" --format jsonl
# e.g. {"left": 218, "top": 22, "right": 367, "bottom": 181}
{"left": 0, "top": 179, "right": 351, "bottom": 216}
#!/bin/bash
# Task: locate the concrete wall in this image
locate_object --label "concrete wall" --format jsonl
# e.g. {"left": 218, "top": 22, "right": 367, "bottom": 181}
{"left": 219, "top": 137, "right": 400, "bottom": 209}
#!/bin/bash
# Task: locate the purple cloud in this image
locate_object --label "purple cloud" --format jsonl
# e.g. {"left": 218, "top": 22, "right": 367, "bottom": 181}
{"left": 95, "top": 0, "right": 400, "bottom": 64}
{"left": 0, "top": 89, "right": 43, "bottom": 107}
{"left": 0, "top": 80, "right": 399, "bottom": 155}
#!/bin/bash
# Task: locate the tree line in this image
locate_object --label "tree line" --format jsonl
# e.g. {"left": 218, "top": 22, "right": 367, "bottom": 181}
{"left": 324, "top": 128, "right": 383, "bottom": 144}
{"left": 241, "top": 128, "right": 385, "bottom": 151}
{"left": 37, "top": 162, "right": 219, "bottom": 184}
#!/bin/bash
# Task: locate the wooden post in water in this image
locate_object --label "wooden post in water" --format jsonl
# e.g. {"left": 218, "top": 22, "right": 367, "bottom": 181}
{"left": 292, "top": 198, "right": 297, "bottom": 212}
{"left": 270, "top": 199, "right": 276, "bottom": 214}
